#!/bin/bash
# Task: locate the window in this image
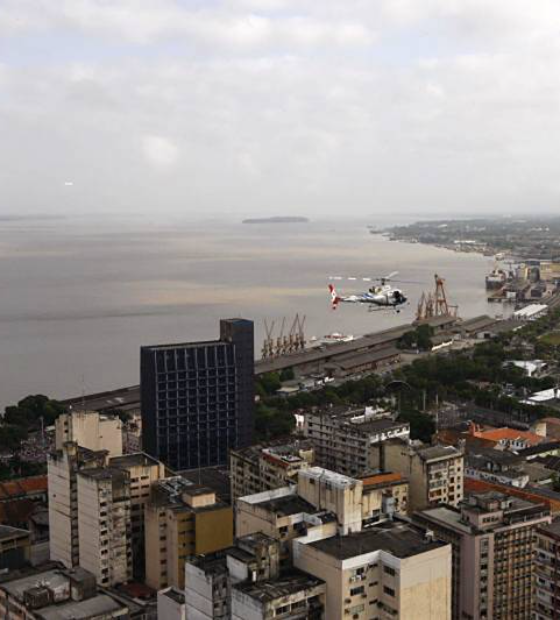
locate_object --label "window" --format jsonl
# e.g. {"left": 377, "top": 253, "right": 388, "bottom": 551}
{"left": 383, "top": 586, "right": 395, "bottom": 597}
{"left": 350, "top": 586, "right": 365, "bottom": 596}
{"left": 384, "top": 566, "right": 396, "bottom": 577}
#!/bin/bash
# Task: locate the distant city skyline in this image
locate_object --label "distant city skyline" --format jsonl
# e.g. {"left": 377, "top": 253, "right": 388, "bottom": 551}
{"left": 2, "top": 1, "right": 560, "bottom": 217}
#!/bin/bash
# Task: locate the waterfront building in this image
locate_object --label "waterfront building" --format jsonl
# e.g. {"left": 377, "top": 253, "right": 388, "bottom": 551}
{"left": 141, "top": 318, "right": 254, "bottom": 471}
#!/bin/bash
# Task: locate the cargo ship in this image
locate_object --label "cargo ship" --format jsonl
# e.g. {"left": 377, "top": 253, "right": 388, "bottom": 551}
{"left": 486, "top": 267, "right": 508, "bottom": 290}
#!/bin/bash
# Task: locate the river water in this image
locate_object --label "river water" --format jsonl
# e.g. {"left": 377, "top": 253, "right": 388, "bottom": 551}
{"left": 0, "top": 215, "right": 498, "bottom": 407}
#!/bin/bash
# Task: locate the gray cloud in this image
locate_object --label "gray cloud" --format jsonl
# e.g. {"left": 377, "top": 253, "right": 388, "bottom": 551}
{"left": 2, "top": 0, "right": 560, "bottom": 218}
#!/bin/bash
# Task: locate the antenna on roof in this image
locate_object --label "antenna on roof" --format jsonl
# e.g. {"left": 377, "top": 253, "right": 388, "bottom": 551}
{"left": 81, "top": 374, "right": 86, "bottom": 414}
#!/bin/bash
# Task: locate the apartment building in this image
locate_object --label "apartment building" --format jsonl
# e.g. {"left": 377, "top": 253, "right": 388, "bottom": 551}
{"left": 302, "top": 406, "right": 410, "bottom": 476}
{"left": 415, "top": 491, "right": 551, "bottom": 620}
{"left": 109, "top": 452, "right": 164, "bottom": 578}
{"left": 144, "top": 476, "right": 233, "bottom": 590}
{"left": 185, "top": 533, "right": 325, "bottom": 620}
{"left": 55, "top": 410, "right": 123, "bottom": 457}
{"left": 230, "top": 440, "right": 315, "bottom": 500}
{"left": 383, "top": 439, "right": 464, "bottom": 512}
{"left": 360, "top": 472, "right": 408, "bottom": 523}
{"left": 293, "top": 519, "right": 452, "bottom": 620}
{"left": 236, "top": 467, "right": 409, "bottom": 568}
{"left": 231, "top": 572, "right": 326, "bottom": 620}
{"left": 48, "top": 442, "right": 108, "bottom": 568}
{"left": 77, "top": 467, "right": 132, "bottom": 587}
{"left": 534, "top": 519, "right": 560, "bottom": 619}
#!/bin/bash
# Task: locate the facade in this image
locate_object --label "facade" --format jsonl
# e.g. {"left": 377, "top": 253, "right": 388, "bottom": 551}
{"left": 360, "top": 472, "right": 408, "bottom": 522}
{"left": 383, "top": 440, "right": 464, "bottom": 513}
{"left": 230, "top": 440, "right": 315, "bottom": 500}
{"left": 77, "top": 467, "right": 133, "bottom": 587}
{"left": 141, "top": 318, "right": 254, "bottom": 471}
{"left": 535, "top": 519, "right": 560, "bottom": 619}
{"left": 48, "top": 442, "right": 108, "bottom": 568}
{"left": 293, "top": 519, "right": 452, "bottom": 620}
{"left": 302, "top": 407, "right": 410, "bottom": 476}
{"left": 55, "top": 410, "right": 123, "bottom": 457}
{"left": 158, "top": 587, "right": 186, "bottom": 620}
{"left": 144, "top": 476, "right": 233, "bottom": 590}
{"left": 109, "top": 452, "right": 165, "bottom": 578}
{"left": 415, "top": 492, "right": 551, "bottom": 620}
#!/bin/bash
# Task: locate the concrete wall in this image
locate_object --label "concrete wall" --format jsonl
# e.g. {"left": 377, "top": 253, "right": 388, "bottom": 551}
{"left": 56, "top": 411, "right": 123, "bottom": 457}
{"left": 48, "top": 452, "right": 77, "bottom": 568}
{"left": 157, "top": 588, "right": 186, "bottom": 620}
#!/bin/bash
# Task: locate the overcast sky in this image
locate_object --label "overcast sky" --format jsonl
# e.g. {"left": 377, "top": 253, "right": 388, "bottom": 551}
{"left": 2, "top": 0, "right": 560, "bottom": 219}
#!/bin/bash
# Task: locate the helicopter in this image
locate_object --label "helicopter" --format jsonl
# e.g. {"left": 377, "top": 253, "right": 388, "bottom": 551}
{"left": 327, "top": 271, "right": 412, "bottom": 313}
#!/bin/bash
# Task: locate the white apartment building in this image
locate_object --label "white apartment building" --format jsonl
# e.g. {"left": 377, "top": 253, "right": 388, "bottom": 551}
{"left": 303, "top": 407, "right": 410, "bottom": 476}
{"left": 293, "top": 520, "right": 452, "bottom": 620}
{"left": 77, "top": 467, "right": 132, "bottom": 587}
{"left": 48, "top": 442, "right": 108, "bottom": 568}
{"left": 383, "top": 440, "right": 464, "bottom": 513}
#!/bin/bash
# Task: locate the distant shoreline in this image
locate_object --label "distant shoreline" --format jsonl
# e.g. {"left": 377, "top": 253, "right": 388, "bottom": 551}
{"left": 242, "top": 216, "right": 310, "bottom": 224}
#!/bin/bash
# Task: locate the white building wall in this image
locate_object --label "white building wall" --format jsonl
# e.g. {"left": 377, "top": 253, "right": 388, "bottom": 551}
{"left": 56, "top": 410, "right": 123, "bottom": 457}
{"left": 48, "top": 453, "right": 77, "bottom": 568}
{"left": 157, "top": 588, "right": 186, "bottom": 620}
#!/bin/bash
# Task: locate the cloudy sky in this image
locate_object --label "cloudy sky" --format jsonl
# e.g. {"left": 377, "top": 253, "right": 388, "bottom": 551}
{"left": 2, "top": 0, "right": 560, "bottom": 219}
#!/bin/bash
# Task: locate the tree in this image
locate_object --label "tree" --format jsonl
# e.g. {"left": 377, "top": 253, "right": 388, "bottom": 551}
{"left": 4, "top": 395, "right": 65, "bottom": 429}
{"left": 280, "top": 367, "right": 295, "bottom": 382}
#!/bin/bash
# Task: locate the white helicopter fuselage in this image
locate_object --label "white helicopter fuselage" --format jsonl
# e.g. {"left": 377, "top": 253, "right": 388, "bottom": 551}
{"left": 329, "top": 284, "right": 407, "bottom": 310}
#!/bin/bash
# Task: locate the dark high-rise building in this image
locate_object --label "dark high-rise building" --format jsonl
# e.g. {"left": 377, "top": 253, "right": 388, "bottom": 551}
{"left": 141, "top": 319, "right": 254, "bottom": 471}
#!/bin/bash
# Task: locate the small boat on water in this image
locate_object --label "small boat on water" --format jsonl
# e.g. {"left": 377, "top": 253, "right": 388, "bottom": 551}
{"left": 309, "top": 332, "right": 355, "bottom": 347}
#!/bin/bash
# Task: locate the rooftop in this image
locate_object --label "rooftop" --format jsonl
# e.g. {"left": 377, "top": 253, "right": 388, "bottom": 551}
{"left": 360, "top": 472, "right": 406, "bottom": 490}
{"left": 473, "top": 427, "right": 545, "bottom": 447}
{"left": 233, "top": 570, "right": 325, "bottom": 603}
{"left": 159, "top": 587, "right": 185, "bottom": 605}
{"left": 78, "top": 467, "right": 129, "bottom": 483}
{"left": 0, "top": 476, "right": 48, "bottom": 500}
{"left": 417, "top": 444, "right": 462, "bottom": 462}
{"left": 308, "top": 520, "right": 445, "bottom": 560}
{"left": 300, "top": 467, "right": 358, "bottom": 489}
{"left": 538, "top": 519, "right": 560, "bottom": 538}
{"left": 0, "top": 525, "right": 29, "bottom": 542}
{"left": 109, "top": 452, "right": 161, "bottom": 469}
{"left": 38, "top": 594, "right": 124, "bottom": 620}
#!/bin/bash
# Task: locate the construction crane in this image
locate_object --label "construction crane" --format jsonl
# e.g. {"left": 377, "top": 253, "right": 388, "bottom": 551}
{"left": 416, "top": 274, "right": 458, "bottom": 321}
